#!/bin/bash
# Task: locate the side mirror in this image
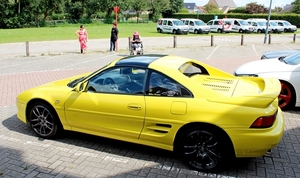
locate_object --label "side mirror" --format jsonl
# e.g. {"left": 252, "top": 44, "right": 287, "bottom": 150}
{"left": 75, "top": 82, "right": 87, "bottom": 93}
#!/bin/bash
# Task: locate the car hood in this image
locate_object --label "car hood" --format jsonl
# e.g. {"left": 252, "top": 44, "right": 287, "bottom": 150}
{"left": 234, "top": 58, "right": 293, "bottom": 75}
{"left": 262, "top": 50, "right": 298, "bottom": 59}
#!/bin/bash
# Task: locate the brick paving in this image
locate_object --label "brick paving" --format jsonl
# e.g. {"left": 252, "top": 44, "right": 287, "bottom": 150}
{"left": 0, "top": 37, "right": 300, "bottom": 177}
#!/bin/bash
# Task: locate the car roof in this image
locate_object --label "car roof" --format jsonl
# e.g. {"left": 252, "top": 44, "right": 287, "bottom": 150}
{"left": 114, "top": 55, "right": 191, "bottom": 70}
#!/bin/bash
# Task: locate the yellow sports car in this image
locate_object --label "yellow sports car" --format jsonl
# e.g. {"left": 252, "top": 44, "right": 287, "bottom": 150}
{"left": 16, "top": 55, "right": 284, "bottom": 172}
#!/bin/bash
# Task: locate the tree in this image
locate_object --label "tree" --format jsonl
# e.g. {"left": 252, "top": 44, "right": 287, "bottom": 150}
{"left": 162, "top": 0, "right": 183, "bottom": 16}
{"left": 292, "top": 0, "right": 300, "bottom": 13}
{"left": 245, "top": 2, "right": 268, "bottom": 14}
{"left": 148, "top": 0, "right": 169, "bottom": 21}
{"left": 204, "top": 3, "right": 222, "bottom": 13}
{"left": 272, "top": 6, "right": 282, "bottom": 13}
{"left": 129, "top": 0, "right": 148, "bottom": 23}
{"left": 228, "top": 6, "right": 246, "bottom": 13}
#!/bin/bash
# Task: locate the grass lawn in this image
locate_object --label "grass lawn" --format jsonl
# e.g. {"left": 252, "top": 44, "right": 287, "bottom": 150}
{"left": 0, "top": 22, "right": 170, "bottom": 43}
{"left": 0, "top": 22, "right": 299, "bottom": 44}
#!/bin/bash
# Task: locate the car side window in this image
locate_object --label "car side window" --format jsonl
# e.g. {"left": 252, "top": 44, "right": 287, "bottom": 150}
{"left": 185, "top": 21, "right": 189, "bottom": 25}
{"left": 146, "top": 71, "right": 192, "bottom": 97}
{"left": 163, "top": 20, "right": 167, "bottom": 25}
{"left": 86, "top": 67, "right": 146, "bottom": 94}
{"left": 168, "top": 21, "right": 172, "bottom": 26}
{"left": 207, "top": 21, "right": 212, "bottom": 25}
{"left": 190, "top": 21, "right": 194, "bottom": 26}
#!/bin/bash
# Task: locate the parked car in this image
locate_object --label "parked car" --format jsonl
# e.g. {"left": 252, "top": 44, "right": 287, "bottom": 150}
{"left": 207, "top": 19, "right": 232, "bottom": 33}
{"left": 270, "top": 20, "right": 297, "bottom": 33}
{"left": 157, "top": 18, "right": 188, "bottom": 34}
{"left": 181, "top": 18, "right": 210, "bottom": 34}
{"left": 223, "top": 18, "right": 254, "bottom": 33}
{"left": 235, "top": 51, "right": 300, "bottom": 110}
{"left": 247, "top": 19, "right": 271, "bottom": 33}
{"left": 261, "top": 49, "right": 299, "bottom": 59}
{"left": 268, "top": 21, "right": 284, "bottom": 34}
{"left": 16, "top": 54, "right": 284, "bottom": 172}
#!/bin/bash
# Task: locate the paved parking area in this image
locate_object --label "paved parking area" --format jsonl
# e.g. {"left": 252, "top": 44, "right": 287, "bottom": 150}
{"left": 1, "top": 37, "right": 300, "bottom": 177}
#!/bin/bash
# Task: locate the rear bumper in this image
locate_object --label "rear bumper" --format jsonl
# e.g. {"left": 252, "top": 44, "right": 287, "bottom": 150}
{"left": 227, "top": 108, "right": 284, "bottom": 157}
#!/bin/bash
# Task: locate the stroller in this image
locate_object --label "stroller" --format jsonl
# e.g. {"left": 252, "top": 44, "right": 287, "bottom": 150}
{"left": 130, "top": 42, "right": 143, "bottom": 55}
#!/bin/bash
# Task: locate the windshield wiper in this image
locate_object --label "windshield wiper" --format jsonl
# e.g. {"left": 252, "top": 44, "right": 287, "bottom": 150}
{"left": 278, "top": 56, "right": 287, "bottom": 64}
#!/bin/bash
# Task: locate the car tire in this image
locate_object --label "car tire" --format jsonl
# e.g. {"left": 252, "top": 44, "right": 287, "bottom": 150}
{"left": 173, "top": 30, "right": 177, "bottom": 35}
{"left": 176, "top": 126, "right": 231, "bottom": 172}
{"left": 239, "top": 29, "right": 243, "bottom": 33}
{"left": 194, "top": 30, "right": 198, "bottom": 34}
{"left": 159, "top": 29, "right": 162, "bottom": 33}
{"left": 257, "top": 29, "right": 262, "bottom": 33}
{"left": 28, "top": 102, "right": 62, "bottom": 139}
{"left": 278, "top": 81, "right": 296, "bottom": 110}
{"left": 217, "top": 29, "right": 222, "bottom": 33}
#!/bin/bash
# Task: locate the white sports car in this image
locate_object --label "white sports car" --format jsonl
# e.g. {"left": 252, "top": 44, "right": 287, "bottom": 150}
{"left": 234, "top": 51, "right": 300, "bottom": 110}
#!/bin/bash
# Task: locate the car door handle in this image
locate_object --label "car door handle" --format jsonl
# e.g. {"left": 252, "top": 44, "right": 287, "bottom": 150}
{"left": 127, "top": 104, "right": 142, "bottom": 111}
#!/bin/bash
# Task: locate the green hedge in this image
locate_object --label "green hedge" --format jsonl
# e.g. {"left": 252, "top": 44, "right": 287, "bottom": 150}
{"left": 169, "top": 13, "right": 300, "bottom": 27}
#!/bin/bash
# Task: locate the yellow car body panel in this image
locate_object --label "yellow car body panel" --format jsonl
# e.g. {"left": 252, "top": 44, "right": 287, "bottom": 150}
{"left": 16, "top": 55, "right": 284, "bottom": 169}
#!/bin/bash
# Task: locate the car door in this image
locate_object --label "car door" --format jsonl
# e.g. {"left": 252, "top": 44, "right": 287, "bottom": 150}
{"left": 139, "top": 70, "right": 193, "bottom": 146}
{"left": 166, "top": 20, "right": 173, "bottom": 33}
{"left": 232, "top": 20, "right": 239, "bottom": 32}
{"left": 64, "top": 67, "right": 147, "bottom": 140}
{"left": 184, "top": 20, "right": 191, "bottom": 33}
{"left": 189, "top": 20, "right": 195, "bottom": 33}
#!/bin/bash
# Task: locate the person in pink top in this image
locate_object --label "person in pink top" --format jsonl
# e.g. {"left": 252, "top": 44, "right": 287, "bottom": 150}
{"left": 75, "top": 25, "right": 88, "bottom": 54}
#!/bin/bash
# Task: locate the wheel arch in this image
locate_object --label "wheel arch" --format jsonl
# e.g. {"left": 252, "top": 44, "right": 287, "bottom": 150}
{"left": 173, "top": 122, "right": 235, "bottom": 157}
{"left": 279, "top": 79, "right": 297, "bottom": 107}
{"left": 26, "top": 99, "right": 62, "bottom": 126}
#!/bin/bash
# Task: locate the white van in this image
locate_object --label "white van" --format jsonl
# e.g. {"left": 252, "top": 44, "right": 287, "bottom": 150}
{"left": 223, "top": 18, "right": 254, "bottom": 33}
{"left": 157, "top": 18, "right": 189, "bottom": 34}
{"left": 181, "top": 18, "right": 210, "bottom": 34}
{"left": 270, "top": 20, "right": 297, "bottom": 33}
{"left": 268, "top": 21, "right": 284, "bottom": 34}
{"left": 206, "top": 19, "right": 231, "bottom": 33}
{"left": 247, "top": 19, "right": 271, "bottom": 33}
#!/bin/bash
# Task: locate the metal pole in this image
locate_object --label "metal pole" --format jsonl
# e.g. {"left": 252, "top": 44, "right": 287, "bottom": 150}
{"left": 128, "top": 37, "right": 131, "bottom": 51}
{"left": 211, "top": 35, "right": 214, "bottom": 46}
{"left": 173, "top": 36, "right": 177, "bottom": 48}
{"left": 241, "top": 35, "right": 244, "bottom": 45}
{"left": 268, "top": 34, "right": 271, "bottom": 44}
{"left": 26, "top": 41, "right": 29, "bottom": 56}
{"left": 293, "top": 34, "right": 296, "bottom": 43}
{"left": 264, "top": 0, "right": 272, "bottom": 44}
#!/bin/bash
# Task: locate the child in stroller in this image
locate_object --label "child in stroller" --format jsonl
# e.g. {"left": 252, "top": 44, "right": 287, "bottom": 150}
{"left": 130, "top": 31, "right": 143, "bottom": 55}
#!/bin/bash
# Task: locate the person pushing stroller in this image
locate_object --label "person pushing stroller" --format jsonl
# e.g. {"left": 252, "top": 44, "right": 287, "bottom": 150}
{"left": 130, "top": 31, "right": 143, "bottom": 55}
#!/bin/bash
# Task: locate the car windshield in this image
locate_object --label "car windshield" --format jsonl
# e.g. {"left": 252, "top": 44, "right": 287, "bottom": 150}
{"left": 67, "top": 63, "right": 110, "bottom": 87}
{"left": 257, "top": 21, "right": 266, "bottom": 26}
{"left": 283, "top": 21, "right": 291, "bottom": 26}
{"left": 283, "top": 51, "right": 300, "bottom": 65}
{"left": 270, "top": 21, "right": 278, "bottom": 26}
{"left": 195, "top": 20, "right": 206, "bottom": 26}
{"left": 173, "top": 20, "right": 184, "bottom": 26}
{"left": 239, "top": 20, "right": 249, "bottom": 26}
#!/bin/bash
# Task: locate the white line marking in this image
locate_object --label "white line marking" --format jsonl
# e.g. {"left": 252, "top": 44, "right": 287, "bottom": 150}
{"left": 206, "top": 46, "right": 219, "bottom": 59}
{"left": 252, "top": 44, "right": 259, "bottom": 56}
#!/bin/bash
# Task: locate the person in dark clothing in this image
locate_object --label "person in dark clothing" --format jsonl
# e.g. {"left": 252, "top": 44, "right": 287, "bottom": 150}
{"left": 110, "top": 22, "right": 119, "bottom": 52}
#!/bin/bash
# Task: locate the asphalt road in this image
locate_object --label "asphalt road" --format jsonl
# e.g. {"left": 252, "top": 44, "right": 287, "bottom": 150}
{"left": 0, "top": 35, "right": 300, "bottom": 178}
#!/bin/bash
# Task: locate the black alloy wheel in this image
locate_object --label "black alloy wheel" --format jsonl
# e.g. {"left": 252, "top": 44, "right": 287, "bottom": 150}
{"left": 29, "top": 102, "right": 61, "bottom": 139}
{"left": 178, "top": 127, "right": 226, "bottom": 171}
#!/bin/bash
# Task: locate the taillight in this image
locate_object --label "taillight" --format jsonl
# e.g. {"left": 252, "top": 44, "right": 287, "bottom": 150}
{"left": 250, "top": 110, "right": 278, "bottom": 128}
